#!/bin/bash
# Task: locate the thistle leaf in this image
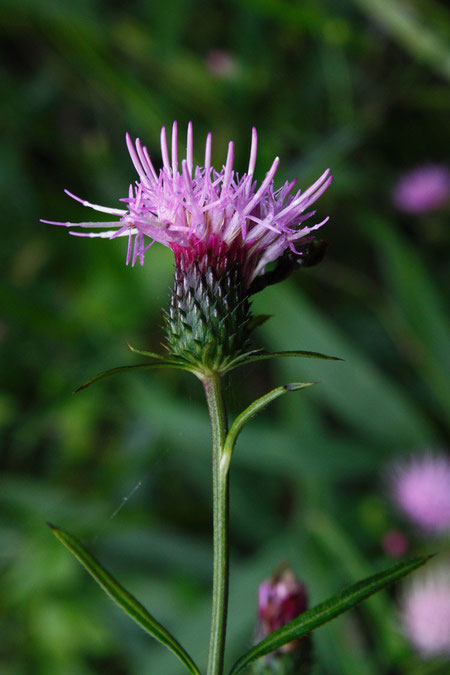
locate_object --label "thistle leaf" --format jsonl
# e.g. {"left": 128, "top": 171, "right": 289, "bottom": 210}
{"left": 74, "top": 361, "right": 186, "bottom": 393}
{"left": 222, "top": 383, "right": 314, "bottom": 470}
{"left": 48, "top": 524, "right": 201, "bottom": 675}
{"left": 229, "top": 555, "right": 431, "bottom": 675}
{"left": 127, "top": 343, "right": 169, "bottom": 360}
{"left": 229, "top": 350, "right": 342, "bottom": 371}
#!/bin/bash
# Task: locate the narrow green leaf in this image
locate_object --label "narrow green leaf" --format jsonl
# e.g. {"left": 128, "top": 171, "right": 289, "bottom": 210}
{"left": 229, "top": 350, "right": 342, "bottom": 371}
{"left": 222, "top": 383, "right": 314, "bottom": 470}
{"left": 229, "top": 556, "right": 431, "bottom": 675}
{"left": 74, "top": 361, "right": 186, "bottom": 393}
{"left": 127, "top": 343, "right": 169, "bottom": 360}
{"left": 48, "top": 524, "right": 201, "bottom": 675}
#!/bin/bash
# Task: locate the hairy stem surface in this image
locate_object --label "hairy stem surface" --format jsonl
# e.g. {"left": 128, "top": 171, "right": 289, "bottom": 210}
{"left": 203, "top": 374, "right": 229, "bottom": 675}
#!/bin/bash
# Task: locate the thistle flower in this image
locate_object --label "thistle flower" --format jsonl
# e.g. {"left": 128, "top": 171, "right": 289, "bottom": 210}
{"left": 382, "top": 529, "right": 409, "bottom": 558}
{"left": 390, "top": 452, "right": 450, "bottom": 534}
{"left": 44, "top": 123, "right": 332, "bottom": 373}
{"left": 43, "top": 122, "right": 332, "bottom": 282}
{"left": 392, "top": 165, "right": 450, "bottom": 213}
{"left": 400, "top": 565, "right": 450, "bottom": 658}
{"left": 254, "top": 567, "right": 311, "bottom": 674}
{"left": 206, "top": 50, "right": 238, "bottom": 78}
{"left": 258, "top": 568, "right": 308, "bottom": 638}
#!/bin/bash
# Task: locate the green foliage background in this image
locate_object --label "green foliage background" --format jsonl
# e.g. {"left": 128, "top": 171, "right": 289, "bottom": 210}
{"left": 1, "top": 0, "right": 449, "bottom": 673}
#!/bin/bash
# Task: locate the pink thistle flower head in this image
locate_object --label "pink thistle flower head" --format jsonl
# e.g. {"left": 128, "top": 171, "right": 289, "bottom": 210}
{"left": 44, "top": 123, "right": 332, "bottom": 374}
{"left": 205, "top": 50, "right": 238, "bottom": 78}
{"left": 382, "top": 529, "right": 409, "bottom": 558}
{"left": 258, "top": 567, "right": 308, "bottom": 637}
{"left": 43, "top": 122, "right": 332, "bottom": 286}
{"left": 392, "top": 165, "right": 450, "bottom": 214}
{"left": 400, "top": 565, "right": 450, "bottom": 658}
{"left": 390, "top": 452, "right": 450, "bottom": 534}
{"left": 256, "top": 567, "right": 312, "bottom": 672}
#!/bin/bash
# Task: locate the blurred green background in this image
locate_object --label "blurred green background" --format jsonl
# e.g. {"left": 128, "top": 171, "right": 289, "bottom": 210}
{"left": 1, "top": 0, "right": 449, "bottom": 673}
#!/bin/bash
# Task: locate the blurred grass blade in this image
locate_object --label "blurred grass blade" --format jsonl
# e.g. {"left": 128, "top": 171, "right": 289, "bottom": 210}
{"left": 74, "top": 361, "right": 186, "bottom": 393}
{"left": 259, "top": 284, "right": 433, "bottom": 444}
{"left": 222, "top": 383, "right": 314, "bottom": 469}
{"left": 363, "top": 215, "right": 450, "bottom": 416}
{"left": 230, "top": 350, "right": 342, "bottom": 371}
{"left": 229, "top": 556, "right": 431, "bottom": 674}
{"left": 49, "top": 525, "right": 201, "bottom": 675}
{"left": 352, "top": 0, "right": 450, "bottom": 81}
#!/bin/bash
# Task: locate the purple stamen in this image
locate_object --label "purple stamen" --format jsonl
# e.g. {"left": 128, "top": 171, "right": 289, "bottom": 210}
{"left": 135, "top": 138, "right": 157, "bottom": 183}
{"left": 242, "top": 156, "right": 280, "bottom": 216}
{"left": 64, "top": 189, "right": 127, "bottom": 216}
{"left": 160, "top": 126, "right": 171, "bottom": 172}
{"left": 171, "top": 121, "right": 178, "bottom": 178}
{"left": 186, "top": 121, "right": 194, "bottom": 177}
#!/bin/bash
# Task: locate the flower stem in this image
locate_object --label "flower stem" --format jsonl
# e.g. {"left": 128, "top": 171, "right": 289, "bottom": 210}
{"left": 203, "top": 373, "right": 229, "bottom": 675}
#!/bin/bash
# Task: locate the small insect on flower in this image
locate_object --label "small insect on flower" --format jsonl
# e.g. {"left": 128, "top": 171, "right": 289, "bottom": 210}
{"left": 389, "top": 452, "right": 450, "bottom": 535}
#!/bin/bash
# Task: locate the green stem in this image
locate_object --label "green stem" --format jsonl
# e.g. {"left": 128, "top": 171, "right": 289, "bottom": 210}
{"left": 203, "top": 373, "right": 229, "bottom": 675}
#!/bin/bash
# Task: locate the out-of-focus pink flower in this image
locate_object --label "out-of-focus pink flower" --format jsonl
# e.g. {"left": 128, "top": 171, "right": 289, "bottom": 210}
{"left": 206, "top": 50, "right": 237, "bottom": 78}
{"left": 401, "top": 566, "right": 450, "bottom": 658}
{"left": 256, "top": 568, "right": 312, "bottom": 672}
{"left": 382, "top": 529, "right": 409, "bottom": 557}
{"left": 43, "top": 123, "right": 332, "bottom": 283}
{"left": 258, "top": 568, "right": 308, "bottom": 642}
{"left": 392, "top": 165, "right": 450, "bottom": 213}
{"left": 390, "top": 452, "right": 450, "bottom": 534}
